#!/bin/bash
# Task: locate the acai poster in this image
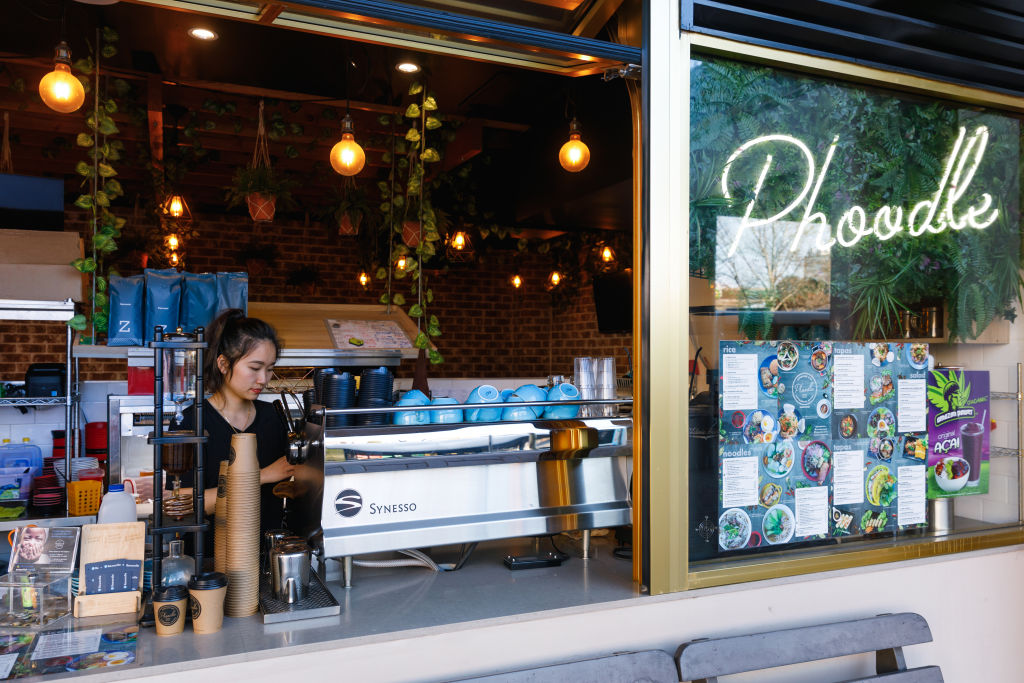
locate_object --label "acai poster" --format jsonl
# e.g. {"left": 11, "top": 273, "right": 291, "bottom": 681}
{"left": 926, "top": 369, "right": 990, "bottom": 499}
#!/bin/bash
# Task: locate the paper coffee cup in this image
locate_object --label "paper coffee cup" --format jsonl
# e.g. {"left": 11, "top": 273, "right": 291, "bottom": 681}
{"left": 153, "top": 585, "right": 189, "bottom": 636}
{"left": 228, "top": 433, "right": 259, "bottom": 473}
{"left": 188, "top": 572, "right": 228, "bottom": 634}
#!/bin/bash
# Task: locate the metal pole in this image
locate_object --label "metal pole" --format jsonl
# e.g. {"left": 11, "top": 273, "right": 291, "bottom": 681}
{"left": 64, "top": 323, "right": 72, "bottom": 512}
{"left": 1017, "top": 363, "right": 1022, "bottom": 524}
{"left": 152, "top": 327, "right": 164, "bottom": 591}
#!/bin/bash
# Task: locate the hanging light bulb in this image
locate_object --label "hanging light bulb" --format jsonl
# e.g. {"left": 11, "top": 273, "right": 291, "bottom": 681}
{"left": 558, "top": 118, "right": 590, "bottom": 173}
{"left": 451, "top": 231, "right": 467, "bottom": 250}
{"left": 166, "top": 234, "right": 180, "bottom": 251}
{"left": 511, "top": 274, "right": 522, "bottom": 289}
{"left": 601, "top": 245, "right": 615, "bottom": 263}
{"left": 39, "top": 42, "right": 85, "bottom": 114}
{"left": 548, "top": 270, "right": 562, "bottom": 287}
{"left": 330, "top": 114, "right": 366, "bottom": 176}
{"left": 169, "top": 251, "right": 180, "bottom": 266}
{"left": 160, "top": 193, "right": 193, "bottom": 228}
{"left": 396, "top": 255, "right": 408, "bottom": 271}
{"left": 359, "top": 271, "right": 369, "bottom": 287}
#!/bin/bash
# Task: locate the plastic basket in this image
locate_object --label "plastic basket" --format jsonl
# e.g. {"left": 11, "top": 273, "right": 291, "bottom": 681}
{"left": 67, "top": 481, "right": 102, "bottom": 516}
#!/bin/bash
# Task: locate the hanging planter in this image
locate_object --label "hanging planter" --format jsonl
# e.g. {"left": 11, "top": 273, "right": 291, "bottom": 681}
{"left": 338, "top": 212, "right": 362, "bottom": 236}
{"left": 246, "top": 192, "right": 277, "bottom": 223}
{"left": 225, "top": 99, "right": 294, "bottom": 222}
{"left": 402, "top": 219, "right": 421, "bottom": 248}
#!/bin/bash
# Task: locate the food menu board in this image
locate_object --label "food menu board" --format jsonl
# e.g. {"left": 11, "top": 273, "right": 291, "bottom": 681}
{"left": 926, "top": 370, "right": 990, "bottom": 499}
{"left": 718, "top": 341, "right": 930, "bottom": 553}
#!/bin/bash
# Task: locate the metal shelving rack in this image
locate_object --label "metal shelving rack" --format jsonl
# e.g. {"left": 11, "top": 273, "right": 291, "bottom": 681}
{"left": 147, "top": 327, "right": 209, "bottom": 593}
{"left": 0, "top": 298, "right": 76, "bottom": 499}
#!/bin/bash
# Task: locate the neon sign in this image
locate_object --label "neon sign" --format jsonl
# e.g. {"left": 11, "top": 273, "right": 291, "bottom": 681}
{"left": 719, "top": 126, "right": 999, "bottom": 256}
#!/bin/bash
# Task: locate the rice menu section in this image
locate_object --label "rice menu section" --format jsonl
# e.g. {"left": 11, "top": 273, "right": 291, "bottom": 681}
{"left": 718, "top": 341, "right": 930, "bottom": 553}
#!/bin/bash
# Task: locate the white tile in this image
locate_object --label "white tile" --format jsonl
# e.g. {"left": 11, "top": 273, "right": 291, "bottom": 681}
{"left": 955, "top": 496, "right": 984, "bottom": 520}
{"left": 986, "top": 474, "right": 1010, "bottom": 504}
{"left": 0, "top": 408, "right": 36, "bottom": 426}
{"left": 0, "top": 425, "right": 9, "bottom": 441}
{"left": 990, "top": 456, "right": 1018, "bottom": 477}
{"left": 980, "top": 499, "right": 1018, "bottom": 524}
{"left": 32, "top": 406, "right": 64, "bottom": 423}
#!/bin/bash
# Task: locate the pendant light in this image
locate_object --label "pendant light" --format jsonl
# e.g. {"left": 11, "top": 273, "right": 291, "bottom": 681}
{"left": 358, "top": 271, "right": 369, "bottom": 287}
{"left": 39, "top": 41, "right": 85, "bottom": 114}
{"left": 330, "top": 114, "right": 366, "bottom": 176}
{"left": 511, "top": 274, "right": 522, "bottom": 289}
{"left": 331, "top": 49, "right": 365, "bottom": 176}
{"left": 601, "top": 245, "right": 615, "bottom": 263}
{"left": 548, "top": 270, "right": 563, "bottom": 288}
{"left": 558, "top": 118, "right": 590, "bottom": 173}
{"left": 160, "top": 192, "right": 193, "bottom": 228}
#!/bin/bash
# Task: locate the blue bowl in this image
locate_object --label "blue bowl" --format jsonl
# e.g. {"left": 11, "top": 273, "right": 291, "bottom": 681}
{"left": 501, "top": 394, "right": 534, "bottom": 421}
{"left": 544, "top": 383, "right": 580, "bottom": 420}
{"left": 466, "top": 385, "right": 502, "bottom": 422}
{"left": 430, "top": 397, "right": 464, "bottom": 424}
{"left": 515, "top": 384, "right": 547, "bottom": 418}
{"left": 499, "top": 388, "right": 516, "bottom": 402}
{"left": 393, "top": 393, "right": 430, "bottom": 425}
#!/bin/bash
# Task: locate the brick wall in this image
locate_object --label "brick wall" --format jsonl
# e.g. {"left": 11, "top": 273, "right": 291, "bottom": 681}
{"left": 0, "top": 209, "right": 632, "bottom": 383}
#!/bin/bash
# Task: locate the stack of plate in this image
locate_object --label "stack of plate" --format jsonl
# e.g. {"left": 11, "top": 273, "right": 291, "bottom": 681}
{"left": 70, "top": 457, "right": 100, "bottom": 481}
{"left": 32, "top": 479, "right": 65, "bottom": 514}
{"left": 357, "top": 367, "right": 394, "bottom": 426}
{"left": 224, "top": 433, "right": 260, "bottom": 617}
{"left": 324, "top": 372, "right": 357, "bottom": 428}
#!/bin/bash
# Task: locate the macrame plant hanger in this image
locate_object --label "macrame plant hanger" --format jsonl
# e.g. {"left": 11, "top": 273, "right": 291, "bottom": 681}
{"left": 1, "top": 113, "right": 13, "bottom": 175}
{"left": 246, "top": 99, "right": 276, "bottom": 223}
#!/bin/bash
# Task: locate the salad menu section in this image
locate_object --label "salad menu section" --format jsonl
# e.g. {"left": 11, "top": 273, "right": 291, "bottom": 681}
{"left": 718, "top": 341, "right": 930, "bottom": 553}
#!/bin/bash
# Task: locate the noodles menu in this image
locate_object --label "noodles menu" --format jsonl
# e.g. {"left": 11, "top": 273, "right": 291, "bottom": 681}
{"left": 717, "top": 340, "right": 930, "bottom": 553}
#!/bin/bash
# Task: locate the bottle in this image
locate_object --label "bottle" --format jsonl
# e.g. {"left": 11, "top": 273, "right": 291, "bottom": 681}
{"left": 161, "top": 538, "right": 195, "bottom": 588}
{"left": 97, "top": 484, "right": 136, "bottom": 523}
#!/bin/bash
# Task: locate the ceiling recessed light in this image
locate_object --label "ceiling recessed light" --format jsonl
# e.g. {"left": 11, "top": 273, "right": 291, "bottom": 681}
{"left": 396, "top": 61, "right": 420, "bottom": 74}
{"left": 188, "top": 27, "right": 218, "bottom": 41}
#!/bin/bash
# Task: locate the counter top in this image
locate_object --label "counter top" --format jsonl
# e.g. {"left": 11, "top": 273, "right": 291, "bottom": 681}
{"left": 41, "top": 535, "right": 637, "bottom": 681}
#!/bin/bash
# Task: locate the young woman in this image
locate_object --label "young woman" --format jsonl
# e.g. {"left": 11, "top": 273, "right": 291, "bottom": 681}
{"left": 181, "top": 308, "right": 294, "bottom": 531}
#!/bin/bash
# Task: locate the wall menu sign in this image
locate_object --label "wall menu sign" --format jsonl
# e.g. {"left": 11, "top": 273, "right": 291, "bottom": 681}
{"left": 718, "top": 340, "right": 930, "bottom": 552}
{"left": 926, "top": 369, "right": 990, "bottom": 499}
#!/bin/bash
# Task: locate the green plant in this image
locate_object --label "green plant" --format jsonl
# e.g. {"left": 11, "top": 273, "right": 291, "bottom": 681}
{"left": 323, "top": 179, "right": 374, "bottom": 236}
{"left": 224, "top": 165, "right": 294, "bottom": 209}
{"left": 68, "top": 26, "right": 126, "bottom": 339}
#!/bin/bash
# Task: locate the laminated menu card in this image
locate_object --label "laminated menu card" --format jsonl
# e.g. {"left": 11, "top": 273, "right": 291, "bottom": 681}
{"left": 926, "top": 369, "right": 990, "bottom": 499}
{"left": 718, "top": 340, "right": 929, "bottom": 553}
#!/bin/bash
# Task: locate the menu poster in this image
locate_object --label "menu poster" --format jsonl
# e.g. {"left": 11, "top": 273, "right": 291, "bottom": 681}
{"left": 718, "top": 340, "right": 930, "bottom": 552}
{"left": 717, "top": 341, "right": 831, "bottom": 552}
{"left": 926, "top": 370, "right": 990, "bottom": 499}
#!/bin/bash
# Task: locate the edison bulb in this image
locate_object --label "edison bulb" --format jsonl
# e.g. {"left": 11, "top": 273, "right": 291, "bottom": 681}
{"left": 167, "top": 197, "right": 184, "bottom": 218}
{"left": 330, "top": 133, "right": 366, "bottom": 176}
{"left": 511, "top": 274, "right": 522, "bottom": 289}
{"left": 167, "top": 234, "right": 179, "bottom": 250}
{"left": 170, "top": 252, "right": 180, "bottom": 266}
{"left": 396, "top": 255, "right": 407, "bottom": 271}
{"left": 359, "top": 271, "right": 369, "bottom": 287}
{"left": 559, "top": 134, "right": 590, "bottom": 172}
{"left": 548, "top": 271, "right": 562, "bottom": 287}
{"left": 601, "top": 246, "right": 614, "bottom": 262}
{"left": 39, "top": 62, "right": 85, "bottom": 114}
{"left": 452, "top": 231, "right": 466, "bottom": 250}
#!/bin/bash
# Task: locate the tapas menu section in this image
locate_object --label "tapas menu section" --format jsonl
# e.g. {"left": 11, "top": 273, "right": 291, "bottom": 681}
{"left": 718, "top": 341, "right": 930, "bottom": 553}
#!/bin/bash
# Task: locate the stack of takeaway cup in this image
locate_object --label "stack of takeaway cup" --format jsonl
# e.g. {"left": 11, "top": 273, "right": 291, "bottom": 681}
{"left": 214, "top": 460, "right": 229, "bottom": 574}
{"left": 357, "top": 367, "right": 394, "bottom": 426}
{"left": 313, "top": 367, "right": 336, "bottom": 407}
{"left": 574, "top": 357, "right": 597, "bottom": 417}
{"left": 224, "top": 433, "right": 260, "bottom": 616}
{"left": 324, "top": 372, "right": 357, "bottom": 428}
{"left": 594, "top": 357, "right": 617, "bottom": 417}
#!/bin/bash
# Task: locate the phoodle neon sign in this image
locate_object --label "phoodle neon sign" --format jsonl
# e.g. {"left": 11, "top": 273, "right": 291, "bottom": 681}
{"left": 719, "top": 126, "right": 999, "bottom": 257}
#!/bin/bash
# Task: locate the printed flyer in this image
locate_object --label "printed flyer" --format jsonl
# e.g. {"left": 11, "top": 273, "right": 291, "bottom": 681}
{"left": 718, "top": 340, "right": 929, "bottom": 553}
{"left": 926, "top": 369, "right": 990, "bottom": 498}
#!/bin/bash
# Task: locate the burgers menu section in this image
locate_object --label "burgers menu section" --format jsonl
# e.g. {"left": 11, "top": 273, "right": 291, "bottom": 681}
{"left": 718, "top": 341, "right": 930, "bottom": 553}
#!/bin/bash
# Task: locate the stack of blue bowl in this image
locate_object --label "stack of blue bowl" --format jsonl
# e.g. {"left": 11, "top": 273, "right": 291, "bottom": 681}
{"left": 357, "top": 367, "right": 394, "bottom": 426}
{"left": 313, "top": 367, "right": 337, "bottom": 406}
{"left": 324, "top": 372, "right": 357, "bottom": 428}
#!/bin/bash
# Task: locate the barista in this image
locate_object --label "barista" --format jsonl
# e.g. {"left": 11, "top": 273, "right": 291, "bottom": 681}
{"left": 180, "top": 309, "right": 294, "bottom": 531}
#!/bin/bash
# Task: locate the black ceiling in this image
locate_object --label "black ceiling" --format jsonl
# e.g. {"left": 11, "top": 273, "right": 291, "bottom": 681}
{"left": 685, "top": 0, "right": 1024, "bottom": 98}
{"left": 0, "top": 0, "right": 634, "bottom": 234}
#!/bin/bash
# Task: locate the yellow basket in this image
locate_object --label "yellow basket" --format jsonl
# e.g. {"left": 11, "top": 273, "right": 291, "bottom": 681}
{"left": 67, "top": 480, "right": 102, "bottom": 516}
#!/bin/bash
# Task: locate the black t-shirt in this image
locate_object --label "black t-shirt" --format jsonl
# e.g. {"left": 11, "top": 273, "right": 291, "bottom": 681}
{"left": 180, "top": 401, "right": 289, "bottom": 533}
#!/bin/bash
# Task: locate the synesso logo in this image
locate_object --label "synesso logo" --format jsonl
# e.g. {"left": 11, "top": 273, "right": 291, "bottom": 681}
{"left": 335, "top": 489, "right": 363, "bottom": 517}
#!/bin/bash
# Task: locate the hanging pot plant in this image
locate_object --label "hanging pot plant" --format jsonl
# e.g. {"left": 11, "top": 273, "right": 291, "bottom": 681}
{"left": 324, "top": 179, "right": 373, "bottom": 237}
{"left": 402, "top": 219, "right": 421, "bottom": 248}
{"left": 224, "top": 99, "right": 294, "bottom": 222}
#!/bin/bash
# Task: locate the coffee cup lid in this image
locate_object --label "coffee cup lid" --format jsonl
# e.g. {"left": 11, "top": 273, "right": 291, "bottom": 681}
{"left": 153, "top": 584, "right": 189, "bottom": 602}
{"left": 188, "top": 571, "right": 228, "bottom": 590}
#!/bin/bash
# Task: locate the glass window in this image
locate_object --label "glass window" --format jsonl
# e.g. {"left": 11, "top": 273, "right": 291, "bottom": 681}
{"left": 687, "top": 55, "right": 1023, "bottom": 568}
